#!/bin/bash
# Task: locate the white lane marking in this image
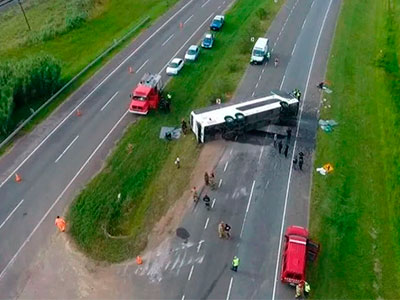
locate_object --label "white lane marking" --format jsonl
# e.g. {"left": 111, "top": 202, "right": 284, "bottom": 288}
{"left": 0, "top": 199, "right": 24, "bottom": 231}
{"left": 224, "top": 161, "right": 229, "bottom": 172}
{"left": 184, "top": 14, "right": 194, "bottom": 25}
{"left": 100, "top": 91, "right": 119, "bottom": 111}
{"left": 255, "top": 82, "right": 259, "bottom": 89}
{"left": 204, "top": 217, "right": 209, "bottom": 229}
{"left": 162, "top": 33, "right": 175, "bottom": 46}
{"left": 197, "top": 240, "right": 204, "bottom": 252}
{"left": 135, "top": 59, "right": 149, "bottom": 73}
{"left": 187, "top": 265, "right": 195, "bottom": 280}
{"left": 0, "top": 111, "right": 129, "bottom": 281}
{"left": 218, "top": 179, "right": 223, "bottom": 188}
{"left": 291, "top": 42, "right": 297, "bottom": 56}
{"left": 280, "top": 75, "right": 286, "bottom": 89}
{"left": 222, "top": 0, "right": 226, "bottom": 4}
{"left": 311, "top": 0, "right": 315, "bottom": 8}
{"left": 0, "top": 0, "right": 195, "bottom": 190}
{"left": 217, "top": 5, "right": 221, "bottom": 9}
{"left": 181, "top": 295, "right": 185, "bottom": 300}
{"left": 211, "top": 198, "right": 216, "bottom": 208}
{"left": 226, "top": 277, "right": 233, "bottom": 300}
{"left": 160, "top": 13, "right": 214, "bottom": 74}
{"left": 201, "top": 0, "right": 210, "bottom": 8}
{"left": 229, "top": 149, "right": 233, "bottom": 155}
{"left": 240, "top": 180, "right": 256, "bottom": 238}
{"left": 55, "top": 135, "right": 79, "bottom": 163}
{"left": 271, "top": 1, "right": 333, "bottom": 298}
{"left": 262, "top": 68, "right": 265, "bottom": 74}
{"left": 251, "top": 91, "right": 255, "bottom": 97}
{"left": 301, "top": 18, "right": 306, "bottom": 29}
{"left": 265, "top": 180, "right": 270, "bottom": 189}
{"left": 258, "top": 146, "right": 264, "bottom": 164}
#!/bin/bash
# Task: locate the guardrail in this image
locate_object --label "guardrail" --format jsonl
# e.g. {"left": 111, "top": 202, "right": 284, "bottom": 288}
{"left": 0, "top": 16, "right": 150, "bottom": 150}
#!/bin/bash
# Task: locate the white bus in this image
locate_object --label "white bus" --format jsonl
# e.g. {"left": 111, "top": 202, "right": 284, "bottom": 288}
{"left": 190, "top": 90, "right": 299, "bottom": 143}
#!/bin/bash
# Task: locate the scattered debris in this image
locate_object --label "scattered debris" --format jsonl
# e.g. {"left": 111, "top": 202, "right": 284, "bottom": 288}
{"left": 160, "top": 127, "right": 182, "bottom": 140}
{"left": 316, "top": 163, "right": 334, "bottom": 175}
{"left": 318, "top": 119, "right": 338, "bottom": 132}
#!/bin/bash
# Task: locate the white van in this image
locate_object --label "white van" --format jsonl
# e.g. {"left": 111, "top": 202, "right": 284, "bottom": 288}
{"left": 250, "top": 37, "right": 270, "bottom": 65}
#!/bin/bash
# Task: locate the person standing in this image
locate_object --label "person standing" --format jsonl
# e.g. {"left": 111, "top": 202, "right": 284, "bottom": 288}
{"left": 284, "top": 144, "right": 289, "bottom": 158}
{"left": 210, "top": 172, "right": 216, "bottom": 190}
{"left": 299, "top": 155, "right": 304, "bottom": 170}
{"left": 278, "top": 140, "right": 283, "bottom": 154}
{"left": 224, "top": 223, "right": 232, "bottom": 239}
{"left": 286, "top": 128, "right": 292, "bottom": 141}
{"left": 204, "top": 172, "right": 210, "bottom": 185}
{"left": 192, "top": 187, "right": 199, "bottom": 203}
{"left": 273, "top": 133, "right": 278, "bottom": 147}
{"left": 55, "top": 216, "right": 66, "bottom": 232}
{"left": 231, "top": 256, "right": 240, "bottom": 272}
{"left": 203, "top": 194, "right": 211, "bottom": 210}
{"left": 293, "top": 155, "right": 298, "bottom": 169}
{"left": 175, "top": 157, "right": 180, "bottom": 169}
{"left": 181, "top": 119, "right": 188, "bottom": 135}
{"left": 304, "top": 281, "right": 311, "bottom": 297}
{"left": 218, "top": 221, "right": 226, "bottom": 239}
{"left": 295, "top": 282, "right": 305, "bottom": 298}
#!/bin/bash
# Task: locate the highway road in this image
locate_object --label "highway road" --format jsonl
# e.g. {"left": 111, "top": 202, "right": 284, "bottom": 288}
{"left": 0, "top": 0, "right": 236, "bottom": 297}
{"left": 126, "top": 0, "right": 341, "bottom": 299}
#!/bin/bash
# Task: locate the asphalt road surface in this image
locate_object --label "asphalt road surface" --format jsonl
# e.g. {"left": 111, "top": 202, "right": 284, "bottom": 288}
{"left": 0, "top": 0, "right": 236, "bottom": 297}
{"left": 128, "top": 0, "right": 341, "bottom": 299}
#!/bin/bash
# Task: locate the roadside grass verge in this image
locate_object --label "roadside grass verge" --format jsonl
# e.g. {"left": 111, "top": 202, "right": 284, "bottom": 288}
{"left": 308, "top": 0, "right": 400, "bottom": 298}
{"left": 68, "top": 0, "right": 281, "bottom": 262}
{"left": 0, "top": 0, "right": 176, "bottom": 144}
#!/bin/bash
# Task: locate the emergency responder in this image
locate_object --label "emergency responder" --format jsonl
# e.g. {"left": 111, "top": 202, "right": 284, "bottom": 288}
{"left": 55, "top": 216, "right": 66, "bottom": 232}
{"left": 299, "top": 155, "right": 304, "bottom": 170}
{"left": 293, "top": 155, "right": 298, "bottom": 169}
{"left": 203, "top": 194, "right": 211, "bottom": 210}
{"left": 209, "top": 172, "right": 216, "bottom": 190}
{"left": 231, "top": 256, "right": 240, "bottom": 272}
{"left": 218, "top": 221, "right": 226, "bottom": 239}
{"left": 295, "top": 282, "right": 304, "bottom": 298}
{"left": 181, "top": 119, "right": 188, "bottom": 135}
{"left": 224, "top": 223, "right": 231, "bottom": 239}
{"left": 286, "top": 128, "right": 292, "bottom": 141}
{"left": 297, "top": 90, "right": 302, "bottom": 101}
{"left": 204, "top": 172, "right": 210, "bottom": 185}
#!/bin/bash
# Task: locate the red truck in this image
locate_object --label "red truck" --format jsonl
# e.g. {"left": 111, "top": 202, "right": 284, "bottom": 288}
{"left": 280, "top": 226, "right": 319, "bottom": 285}
{"left": 128, "top": 73, "right": 165, "bottom": 115}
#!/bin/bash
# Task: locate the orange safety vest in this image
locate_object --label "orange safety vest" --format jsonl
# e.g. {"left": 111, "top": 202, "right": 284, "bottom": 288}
{"left": 55, "top": 217, "right": 66, "bottom": 232}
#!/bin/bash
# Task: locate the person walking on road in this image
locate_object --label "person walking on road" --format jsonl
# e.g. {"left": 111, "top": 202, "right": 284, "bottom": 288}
{"left": 231, "top": 256, "right": 240, "bottom": 272}
{"left": 274, "top": 133, "right": 278, "bottom": 147}
{"left": 224, "top": 223, "right": 232, "bottom": 239}
{"left": 204, "top": 172, "right": 210, "bottom": 186}
{"left": 218, "top": 221, "right": 226, "bottom": 239}
{"left": 55, "top": 216, "right": 66, "bottom": 232}
{"left": 278, "top": 140, "right": 283, "bottom": 154}
{"left": 203, "top": 194, "right": 211, "bottom": 210}
{"left": 284, "top": 144, "right": 289, "bottom": 158}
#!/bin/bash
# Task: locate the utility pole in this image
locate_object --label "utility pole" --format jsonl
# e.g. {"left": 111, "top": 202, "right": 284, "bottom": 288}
{"left": 17, "top": 0, "right": 31, "bottom": 31}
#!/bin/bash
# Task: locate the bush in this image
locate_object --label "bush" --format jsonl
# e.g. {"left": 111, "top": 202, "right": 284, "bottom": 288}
{"left": 256, "top": 8, "right": 268, "bottom": 20}
{"left": 65, "top": 0, "right": 93, "bottom": 30}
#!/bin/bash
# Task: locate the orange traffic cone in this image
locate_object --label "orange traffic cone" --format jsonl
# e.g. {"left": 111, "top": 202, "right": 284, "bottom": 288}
{"left": 76, "top": 109, "right": 82, "bottom": 116}
{"left": 136, "top": 256, "right": 143, "bottom": 265}
{"left": 129, "top": 67, "right": 134, "bottom": 73}
{"left": 15, "top": 173, "right": 22, "bottom": 183}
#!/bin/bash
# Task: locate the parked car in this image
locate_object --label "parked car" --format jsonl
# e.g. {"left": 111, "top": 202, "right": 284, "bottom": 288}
{"left": 166, "top": 58, "right": 184, "bottom": 75}
{"left": 210, "top": 15, "right": 225, "bottom": 31}
{"left": 201, "top": 33, "right": 215, "bottom": 49}
{"left": 185, "top": 45, "right": 200, "bottom": 61}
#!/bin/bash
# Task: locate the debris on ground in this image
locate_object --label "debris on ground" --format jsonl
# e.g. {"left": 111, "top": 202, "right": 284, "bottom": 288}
{"left": 318, "top": 119, "right": 338, "bottom": 132}
{"left": 316, "top": 163, "right": 334, "bottom": 175}
{"left": 160, "top": 127, "right": 182, "bottom": 140}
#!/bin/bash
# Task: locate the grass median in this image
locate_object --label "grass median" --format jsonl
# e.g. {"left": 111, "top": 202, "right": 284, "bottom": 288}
{"left": 308, "top": 0, "right": 400, "bottom": 298}
{"left": 68, "top": 0, "right": 281, "bottom": 262}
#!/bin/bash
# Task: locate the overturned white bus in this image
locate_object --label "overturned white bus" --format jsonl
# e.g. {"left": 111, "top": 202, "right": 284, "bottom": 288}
{"left": 190, "top": 90, "right": 299, "bottom": 143}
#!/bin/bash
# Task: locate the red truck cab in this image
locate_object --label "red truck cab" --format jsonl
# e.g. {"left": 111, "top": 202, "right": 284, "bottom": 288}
{"left": 129, "top": 73, "right": 162, "bottom": 115}
{"left": 280, "top": 226, "right": 309, "bottom": 285}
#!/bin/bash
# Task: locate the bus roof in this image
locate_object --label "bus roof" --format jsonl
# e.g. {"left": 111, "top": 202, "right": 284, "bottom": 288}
{"left": 192, "top": 92, "right": 297, "bottom": 127}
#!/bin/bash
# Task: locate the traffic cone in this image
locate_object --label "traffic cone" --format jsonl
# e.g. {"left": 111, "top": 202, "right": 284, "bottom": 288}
{"left": 15, "top": 173, "right": 22, "bottom": 183}
{"left": 136, "top": 256, "right": 143, "bottom": 265}
{"left": 179, "top": 22, "right": 183, "bottom": 30}
{"left": 76, "top": 109, "right": 82, "bottom": 116}
{"left": 129, "top": 66, "right": 134, "bottom": 73}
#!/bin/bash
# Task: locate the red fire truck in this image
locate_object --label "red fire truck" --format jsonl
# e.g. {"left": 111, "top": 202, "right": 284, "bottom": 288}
{"left": 128, "top": 73, "right": 165, "bottom": 115}
{"left": 280, "top": 226, "right": 319, "bottom": 285}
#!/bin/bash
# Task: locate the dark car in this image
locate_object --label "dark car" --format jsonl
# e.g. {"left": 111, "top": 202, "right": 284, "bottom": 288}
{"left": 210, "top": 15, "right": 225, "bottom": 31}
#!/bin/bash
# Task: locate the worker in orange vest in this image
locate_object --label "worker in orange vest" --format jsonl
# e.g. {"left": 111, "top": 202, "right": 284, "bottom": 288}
{"left": 55, "top": 216, "right": 66, "bottom": 232}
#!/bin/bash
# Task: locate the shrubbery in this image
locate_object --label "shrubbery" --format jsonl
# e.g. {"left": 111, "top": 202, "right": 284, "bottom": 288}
{"left": 0, "top": 54, "right": 62, "bottom": 135}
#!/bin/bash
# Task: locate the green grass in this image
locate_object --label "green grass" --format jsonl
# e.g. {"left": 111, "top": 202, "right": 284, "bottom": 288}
{"left": 0, "top": 0, "right": 176, "bottom": 144}
{"left": 68, "top": 0, "right": 281, "bottom": 262}
{"left": 308, "top": 0, "right": 400, "bottom": 298}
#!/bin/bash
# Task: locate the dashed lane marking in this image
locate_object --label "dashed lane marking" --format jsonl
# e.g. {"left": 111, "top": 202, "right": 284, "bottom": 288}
{"left": 226, "top": 277, "right": 233, "bottom": 300}
{"left": 240, "top": 180, "right": 256, "bottom": 238}
{"left": 212, "top": 198, "right": 216, "bottom": 208}
{"left": 224, "top": 161, "right": 229, "bottom": 172}
{"left": 187, "top": 265, "right": 194, "bottom": 280}
{"left": 55, "top": 135, "right": 79, "bottom": 163}
{"left": 201, "top": 0, "right": 210, "bottom": 8}
{"left": 100, "top": 91, "right": 119, "bottom": 111}
{"left": 0, "top": 199, "right": 24, "bottom": 231}
{"left": 184, "top": 14, "right": 194, "bottom": 25}
{"left": 218, "top": 179, "right": 223, "bottom": 188}
{"left": 135, "top": 59, "right": 149, "bottom": 73}
{"left": 162, "top": 33, "right": 175, "bottom": 46}
{"left": 204, "top": 217, "right": 209, "bottom": 229}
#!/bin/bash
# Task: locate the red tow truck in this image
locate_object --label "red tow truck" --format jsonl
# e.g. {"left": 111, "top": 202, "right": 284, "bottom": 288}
{"left": 128, "top": 73, "right": 166, "bottom": 115}
{"left": 280, "top": 225, "right": 320, "bottom": 286}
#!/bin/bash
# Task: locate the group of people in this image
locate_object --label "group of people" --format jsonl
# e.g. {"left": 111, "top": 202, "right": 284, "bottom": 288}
{"left": 295, "top": 280, "right": 311, "bottom": 298}
{"left": 293, "top": 151, "right": 304, "bottom": 170}
{"left": 218, "top": 221, "right": 232, "bottom": 239}
{"left": 204, "top": 171, "right": 217, "bottom": 190}
{"left": 274, "top": 132, "right": 290, "bottom": 158}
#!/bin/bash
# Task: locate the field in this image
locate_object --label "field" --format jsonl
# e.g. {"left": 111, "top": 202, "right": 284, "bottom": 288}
{"left": 0, "top": 0, "right": 176, "bottom": 141}
{"left": 308, "top": 0, "right": 400, "bottom": 298}
{"left": 68, "top": 0, "right": 281, "bottom": 262}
